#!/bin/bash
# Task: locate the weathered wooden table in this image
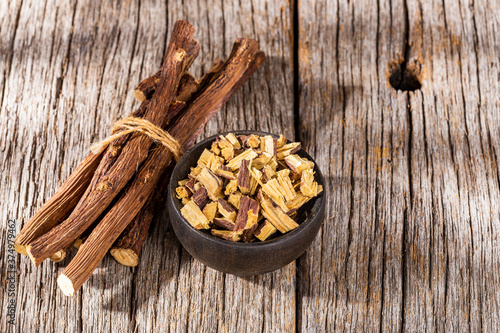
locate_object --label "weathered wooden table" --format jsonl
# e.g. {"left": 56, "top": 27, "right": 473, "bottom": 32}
{"left": 1, "top": 0, "right": 499, "bottom": 332}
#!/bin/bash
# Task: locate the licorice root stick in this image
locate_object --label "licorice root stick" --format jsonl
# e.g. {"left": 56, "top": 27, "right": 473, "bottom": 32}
{"left": 27, "top": 21, "right": 200, "bottom": 266}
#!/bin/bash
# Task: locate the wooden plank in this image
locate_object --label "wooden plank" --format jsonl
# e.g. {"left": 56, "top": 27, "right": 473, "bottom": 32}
{"left": 0, "top": 1, "right": 24, "bottom": 331}
{"left": 0, "top": 1, "right": 85, "bottom": 332}
{"left": 404, "top": 0, "right": 500, "bottom": 331}
{"left": 297, "top": 0, "right": 409, "bottom": 331}
{"left": 1, "top": 0, "right": 295, "bottom": 332}
{"left": 469, "top": 1, "right": 500, "bottom": 330}
{"left": 131, "top": 1, "right": 296, "bottom": 332}
{"left": 0, "top": 0, "right": 151, "bottom": 332}
{"left": 297, "top": 0, "right": 500, "bottom": 332}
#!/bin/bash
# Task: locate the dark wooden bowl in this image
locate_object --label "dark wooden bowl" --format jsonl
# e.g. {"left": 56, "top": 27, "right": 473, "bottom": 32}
{"left": 167, "top": 130, "right": 326, "bottom": 276}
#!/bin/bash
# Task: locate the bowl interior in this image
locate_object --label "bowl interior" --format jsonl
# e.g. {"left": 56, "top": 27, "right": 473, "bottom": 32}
{"left": 169, "top": 130, "right": 326, "bottom": 247}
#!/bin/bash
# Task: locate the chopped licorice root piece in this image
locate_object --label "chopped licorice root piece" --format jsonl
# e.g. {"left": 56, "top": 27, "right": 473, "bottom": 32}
{"left": 198, "top": 149, "right": 215, "bottom": 168}
{"left": 219, "top": 138, "right": 235, "bottom": 161}
{"left": 237, "top": 159, "right": 252, "bottom": 194}
{"left": 193, "top": 182, "right": 202, "bottom": 192}
{"left": 190, "top": 166, "right": 202, "bottom": 177}
{"left": 221, "top": 150, "right": 234, "bottom": 163}
{"left": 225, "top": 133, "right": 241, "bottom": 149}
{"left": 249, "top": 167, "right": 261, "bottom": 196}
{"left": 260, "top": 135, "right": 276, "bottom": 157}
{"left": 268, "top": 157, "right": 278, "bottom": 168}
{"left": 203, "top": 201, "right": 218, "bottom": 222}
{"left": 218, "top": 136, "right": 231, "bottom": 147}
{"left": 261, "top": 164, "right": 276, "bottom": 182}
{"left": 185, "top": 177, "right": 196, "bottom": 192}
{"left": 211, "top": 229, "right": 241, "bottom": 242}
{"left": 261, "top": 178, "right": 289, "bottom": 212}
{"left": 301, "top": 169, "right": 321, "bottom": 197}
{"left": 181, "top": 200, "right": 210, "bottom": 230}
{"left": 213, "top": 217, "right": 235, "bottom": 231}
{"left": 226, "top": 148, "right": 258, "bottom": 170}
{"left": 225, "top": 179, "right": 238, "bottom": 195}
{"left": 237, "top": 134, "right": 248, "bottom": 145}
{"left": 175, "top": 185, "right": 191, "bottom": 199}
{"left": 242, "top": 223, "right": 259, "bottom": 243}
{"left": 284, "top": 154, "right": 314, "bottom": 174}
{"left": 276, "top": 169, "right": 296, "bottom": 201}
{"left": 192, "top": 187, "right": 209, "bottom": 209}
{"left": 210, "top": 140, "right": 221, "bottom": 155}
{"left": 204, "top": 154, "right": 224, "bottom": 173}
{"left": 214, "top": 164, "right": 236, "bottom": 180}
{"left": 254, "top": 220, "right": 278, "bottom": 241}
{"left": 197, "top": 167, "right": 223, "bottom": 200}
{"left": 276, "top": 134, "right": 287, "bottom": 149}
{"left": 217, "top": 198, "right": 237, "bottom": 222}
{"left": 252, "top": 152, "right": 273, "bottom": 169}
{"left": 228, "top": 192, "right": 242, "bottom": 209}
{"left": 260, "top": 197, "right": 299, "bottom": 233}
{"left": 246, "top": 134, "right": 260, "bottom": 148}
{"left": 234, "top": 196, "right": 260, "bottom": 232}
{"left": 178, "top": 133, "right": 322, "bottom": 242}
{"left": 286, "top": 192, "right": 315, "bottom": 210}
{"left": 277, "top": 142, "right": 301, "bottom": 159}
{"left": 220, "top": 147, "right": 234, "bottom": 162}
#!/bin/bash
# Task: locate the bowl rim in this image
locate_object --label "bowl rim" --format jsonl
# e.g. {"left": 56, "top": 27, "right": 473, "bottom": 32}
{"left": 168, "top": 130, "right": 326, "bottom": 249}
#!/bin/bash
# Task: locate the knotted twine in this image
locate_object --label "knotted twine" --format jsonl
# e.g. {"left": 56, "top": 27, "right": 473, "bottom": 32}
{"left": 90, "top": 116, "right": 183, "bottom": 161}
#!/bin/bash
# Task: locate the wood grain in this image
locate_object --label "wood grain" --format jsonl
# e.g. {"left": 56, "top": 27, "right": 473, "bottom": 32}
{"left": 297, "top": 0, "right": 500, "bottom": 332}
{"left": 1, "top": 0, "right": 499, "bottom": 332}
{"left": 1, "top": 0, "right": 294, "bottom": 332}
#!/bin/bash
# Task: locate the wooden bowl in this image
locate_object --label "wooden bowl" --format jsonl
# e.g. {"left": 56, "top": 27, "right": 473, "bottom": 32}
{"left": 167, "top": 130, "right": 326, "bottom": 276}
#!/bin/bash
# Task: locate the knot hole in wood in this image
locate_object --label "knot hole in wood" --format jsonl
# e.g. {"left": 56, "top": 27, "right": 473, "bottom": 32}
{"left": 388, "top": 58, "right": 422, "bottom": 92}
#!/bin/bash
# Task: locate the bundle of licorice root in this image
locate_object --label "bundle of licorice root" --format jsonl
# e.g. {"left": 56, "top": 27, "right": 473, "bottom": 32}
{"left": 14, "top": 20, "right": 264, "bottom": 296}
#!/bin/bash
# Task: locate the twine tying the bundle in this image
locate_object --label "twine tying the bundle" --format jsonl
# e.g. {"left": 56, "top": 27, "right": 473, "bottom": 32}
{"left": 90, "top": 116, "right": 183, "bottom": 161}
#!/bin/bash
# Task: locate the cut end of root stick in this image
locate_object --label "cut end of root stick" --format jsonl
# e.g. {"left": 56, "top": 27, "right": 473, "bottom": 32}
{"left": 174, "top": 49, "right": 188, "bottom": 62}
{"left": 14, "top": 243, "right": 27, "bottom": 255}
{"left": 110, "top": 248, "right": 139, "bottom": 267}
{"left": 25, "top": 245, "right": 43, "bottom": 267}
{"left": 50, "top": 250, "right": 66, "bottom": 262}
{"left": 73, "top": 238, "right": 83, "bottom": 249}
{"left": 133, "top": 89, "right": 147, "bottom": 102}
{"left": 57, "top": 274, "right": 75, "bottom": 296}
